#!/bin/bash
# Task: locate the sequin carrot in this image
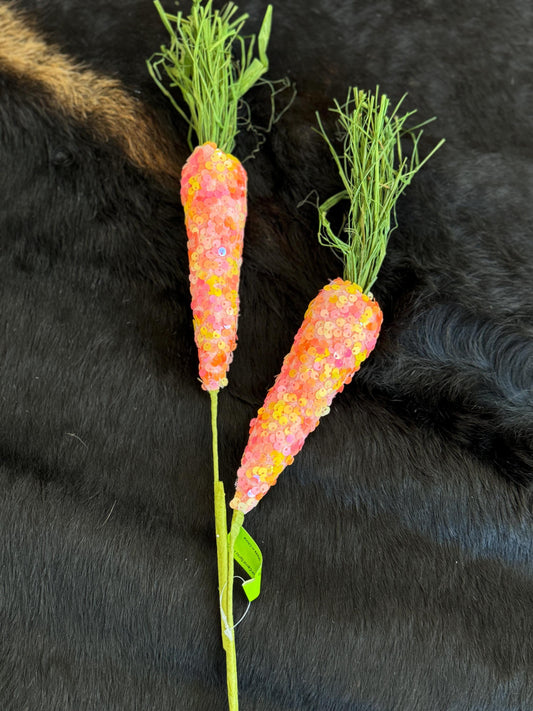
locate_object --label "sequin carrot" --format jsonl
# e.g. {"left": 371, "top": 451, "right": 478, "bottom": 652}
{"left": 230, "top": 87, "right": 444, "bottom": 514}
{"left": 180, "top": 141, "right": 246, "bottom": 391}
{"left": 148, "top": 0, "right": 272, "bottom": 392}
{"left": 147, "top": 2, "right": 274, "bottom": 709}
{"left": 231, "top": 277, "right": 382, "bottom": 512}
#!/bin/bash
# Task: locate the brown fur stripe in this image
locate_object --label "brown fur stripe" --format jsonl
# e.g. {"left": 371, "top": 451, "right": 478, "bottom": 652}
{"left": 0, "top": 2, "right": 182, "bottom": 189}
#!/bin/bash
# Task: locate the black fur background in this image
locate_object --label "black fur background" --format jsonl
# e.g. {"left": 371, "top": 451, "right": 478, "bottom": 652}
{"left": 1, "top": 1, "right": 532, "bottom": 709}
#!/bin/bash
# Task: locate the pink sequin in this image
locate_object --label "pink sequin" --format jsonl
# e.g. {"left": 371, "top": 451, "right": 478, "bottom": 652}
{"left": 181, "top": 142, "right": 247, "bottom": 391}
{"left": 230, "top": 278, "right": 383, "bottom": 513}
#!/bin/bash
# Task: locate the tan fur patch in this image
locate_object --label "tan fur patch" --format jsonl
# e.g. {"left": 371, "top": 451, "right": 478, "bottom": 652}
{"left": 0, "top": 2, "right": 182, "bottom": 190}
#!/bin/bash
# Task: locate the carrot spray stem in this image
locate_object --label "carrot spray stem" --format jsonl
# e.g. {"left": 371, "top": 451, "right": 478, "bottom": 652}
{"left": 148, "top": 2, "right": 275, "bottom": 708}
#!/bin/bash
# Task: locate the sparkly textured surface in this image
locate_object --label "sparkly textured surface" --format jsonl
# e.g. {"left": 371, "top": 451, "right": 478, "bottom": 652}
{"left": 181, "top": 142, "right": 247, "bottom": 391}
{"left": 230, "top": 278, "right": 383, "bottom": 513}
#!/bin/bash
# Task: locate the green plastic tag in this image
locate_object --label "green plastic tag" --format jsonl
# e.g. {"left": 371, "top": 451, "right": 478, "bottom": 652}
{"left": 231, "top": 526, "right": 263, "bottom": 602}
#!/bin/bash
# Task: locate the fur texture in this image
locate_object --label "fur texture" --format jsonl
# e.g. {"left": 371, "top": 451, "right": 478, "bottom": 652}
{"left": 0, "top": 0, "right": 532, "bottom": 709}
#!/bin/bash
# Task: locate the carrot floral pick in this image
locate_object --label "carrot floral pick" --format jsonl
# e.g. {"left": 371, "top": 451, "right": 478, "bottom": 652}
{"left": 218, "top": 89, "right": 443, "bottom": 708}
{"left": 148, "top": 0, "right": 272, "bottom": 392}
{"left": 230, "top": 87, "right": 444, "bottom": 513}
{"left": 223, "top": 89, "right": 442, "bottom": 695}
{"left": 147, "top": 2, "right": 274, "bottom": 708}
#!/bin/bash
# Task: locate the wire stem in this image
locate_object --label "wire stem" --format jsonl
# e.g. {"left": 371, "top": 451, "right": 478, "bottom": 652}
{"left": 210, "top": 390, "right": 240, "bottom": 710}
{"left": 225, "top": 509, "right": 244, "bottom": 709}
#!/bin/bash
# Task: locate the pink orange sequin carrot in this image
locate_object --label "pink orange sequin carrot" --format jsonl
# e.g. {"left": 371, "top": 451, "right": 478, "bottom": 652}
{"left": 181, "top": 142, "right": 247, "bottom": 391}
{"left": 230, "top": 87, "right": 444, "bottom": 514}
{"left": 148, "top": 0, "right": 272, "bottom": 392}
{"left": 231, "top": 278, "right": 382, "bottom": 512}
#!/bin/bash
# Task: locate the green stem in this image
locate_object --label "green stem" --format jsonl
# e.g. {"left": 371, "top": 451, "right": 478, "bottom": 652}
{"left": 210, "top": 390, "right": 241, "bottom": 711}
{"left": 225, "top": 509, "right": 244, "bottom": 709}
{"left": 210, "top": 391, "right": 227, "bottom": 632}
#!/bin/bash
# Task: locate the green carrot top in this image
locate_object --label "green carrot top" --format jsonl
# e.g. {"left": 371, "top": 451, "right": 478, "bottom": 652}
{"left": 315, "top": 87, "right": 445, "bottom": 294}
{"left": 147, "top": 0, "right": 272, "bottom": 153}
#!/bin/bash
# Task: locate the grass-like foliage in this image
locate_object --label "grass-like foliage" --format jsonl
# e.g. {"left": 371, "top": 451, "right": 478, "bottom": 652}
{"left": 147, "top": 0, "right": 272, "bottom": 154}
{"left": 316, "top": 88, "right": 445, "bottom": 293}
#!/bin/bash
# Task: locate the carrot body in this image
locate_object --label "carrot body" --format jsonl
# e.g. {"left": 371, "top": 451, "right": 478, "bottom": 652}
{"left": 230, "top": 277, "right": 383, "bottom": 513}
{"left": 181, "top": 141, "right": 247, "bottom": 392}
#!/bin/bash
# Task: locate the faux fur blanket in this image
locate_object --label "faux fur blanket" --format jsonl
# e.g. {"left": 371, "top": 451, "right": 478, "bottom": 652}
{"left": 1, "top": 1, "right": 532, "bottom": 709}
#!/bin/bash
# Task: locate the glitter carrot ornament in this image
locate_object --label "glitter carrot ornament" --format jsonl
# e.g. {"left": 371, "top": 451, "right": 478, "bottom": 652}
{"left": 148, "top": 0, "right": 272, "bottom": 393}
{"left": 230, "top": 88, "right": 444, "bottom": 515}
{"left": 224, "top": 91, "right": 443, "bottom": 690}
{"left": 147, "top": 2, "right": 273, "bottom": 709}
